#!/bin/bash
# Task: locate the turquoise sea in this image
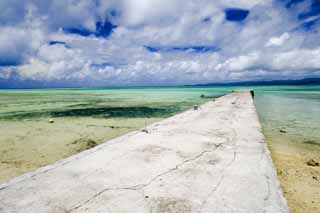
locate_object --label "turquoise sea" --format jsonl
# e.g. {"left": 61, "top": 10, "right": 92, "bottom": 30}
{"left": 1, "top": 85, "right": 320, "bottom": 143}
{"left": 0, "top": 85, "right": 319, "bottom": 182}
{"left": 254, "top": 85, "right": 320, "bottom": 146}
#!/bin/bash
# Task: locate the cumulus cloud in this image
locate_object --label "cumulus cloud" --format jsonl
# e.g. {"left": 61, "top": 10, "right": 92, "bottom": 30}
{"left": 266, "top": 33, "right": 291, "bottom": 47}
{"left": 271, "top": 48, "right": 320, "bottom": 70}
{"left": 0, "top": 26, "right": 45, "bottom": 66}
{"left": 0, "top": 0, "right": 320, "bottom": 86}
{"left": 216, "top": 53, "right": 261, "bottom": 72}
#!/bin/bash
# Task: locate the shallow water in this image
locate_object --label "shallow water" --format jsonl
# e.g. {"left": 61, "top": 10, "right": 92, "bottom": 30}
{"left": 0, "top": 87, "right": 227, "bottom": 120}
{"left": 1, "top": 85, "right": 319, "bottom": 144}
{"left": 0, "top": 85, "right": 319, "bottom": 183}
{"left": 253, "top": 85, "right": 320, "bottom": 145}
{"left": 251, "top": 85, "right": 320, "bottom": 212}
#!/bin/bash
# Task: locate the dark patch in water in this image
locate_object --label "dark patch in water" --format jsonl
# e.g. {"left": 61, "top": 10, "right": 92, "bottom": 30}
{"left": 68, "top": 138, "right": 99, "bottom": 152}
{"left": 280, "top": 129, "right": 287, "bottom": 133}
{"left": 0, "top": 111, "right": 47, "bottom": 120}
{"left": 51, "top": 106, "right": 175, "bottom": 118}
{"left": 285, "top": 94, "right": 320, "bottom": 101}
{"left": 303, "top": 140, "right": 320, "bottom": 146}
{"left": 0, "top": 106, "right": 179, "bottom": 120}
{"left": 200, "top": 94, "right": 224, "bottom": 99}
{"left": 86, "top": 124, "right": 134, "bottom": 129}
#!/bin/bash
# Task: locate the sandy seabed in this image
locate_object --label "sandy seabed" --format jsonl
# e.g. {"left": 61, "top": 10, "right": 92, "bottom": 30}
{"left": 267, "top": 134, "right": 320, "bottom": 213}
{"left": 0, "top": 117, "right": 161, "bottom": 183}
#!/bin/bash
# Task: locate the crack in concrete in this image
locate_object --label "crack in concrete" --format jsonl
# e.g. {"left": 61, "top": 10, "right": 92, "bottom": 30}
{"left": 198, "top": 175, "right": 224, "bottom": 213}
{"left": 198, "top": 124, "right": 238, "bottom": 213}
{"left": 68, "top": 186, "right": 141, "bottom": 212}
{"left": 264, "top": 174, "right": 271, "bottom": 202}
{"left": 198, "top": 149, "right": 237, "bottom": 213}
{"left": 140, "top": 148, "right": 218, "bottom": 188}
{"left": 263, "top": 174, "right": 272, "bottom": 213}
{"left": 0, "top": 186, "right": 8, "bottom": 191}
{"left": 67, "top": 144, "right": 223, "bottom": 212}
{"left": 258, "top": 145, "right": 273, "bottom": 212}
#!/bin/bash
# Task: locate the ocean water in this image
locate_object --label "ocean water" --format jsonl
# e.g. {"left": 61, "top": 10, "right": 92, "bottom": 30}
{"left": 0, "top": 85, "right": 319, "bottom": 182}
{"left": 254, "top": 85, "right": 320, "bottom": 146}
{"left": 0, "top": 85, "right": 319, "bottom": 144}
{"left": 0, "top": 87, "right": 228, "bottom": 120}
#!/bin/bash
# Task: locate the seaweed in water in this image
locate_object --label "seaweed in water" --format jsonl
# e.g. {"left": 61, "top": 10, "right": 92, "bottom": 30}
{"left": 303, "top": 140, "right": 320, "bottom": 146}
{"left": 69, "top": 138, "right": 99, "bottom": 152}
{"left": 0, "top": 106, "right": 179, "bottom": 120}
{"left": 50, "top": 106, "right": 175, "bottom": 118}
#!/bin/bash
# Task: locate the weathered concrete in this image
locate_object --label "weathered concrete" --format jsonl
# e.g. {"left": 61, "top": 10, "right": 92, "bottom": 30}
{"left": 0, "top": 91, "right": 289, "bottom": 213}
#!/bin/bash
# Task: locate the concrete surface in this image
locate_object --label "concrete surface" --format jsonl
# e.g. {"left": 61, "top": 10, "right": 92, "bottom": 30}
{"left": 0, "top": 91, "right": 289, "bottom": 213}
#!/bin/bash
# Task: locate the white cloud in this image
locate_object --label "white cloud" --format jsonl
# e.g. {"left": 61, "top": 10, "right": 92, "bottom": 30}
{"left": 271, "top": 48, "right": 320, "bottom": 70}
{"left": 0, "top": 0, "right": 319, "bottom": 86}
{"left": 0, "top": 26, "right": 45, "bottom": 66}
{"left": 117, "top": 0, "right": 182, "bottom": 27}
{"left": 266, "top": 33, "right": 290, "bottom": 47}
{"left": 216, "top": 53, "right": 260, "bottom": 72}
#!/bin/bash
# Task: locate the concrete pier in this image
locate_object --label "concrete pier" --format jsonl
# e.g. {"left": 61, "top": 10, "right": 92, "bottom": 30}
{"left": 0, "top": 91, "right": 289, "bottom": 213}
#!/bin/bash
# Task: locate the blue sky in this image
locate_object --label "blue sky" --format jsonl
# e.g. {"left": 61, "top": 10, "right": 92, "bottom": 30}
{"left": 0, "top": 0, "right": 320, "bottom": 87}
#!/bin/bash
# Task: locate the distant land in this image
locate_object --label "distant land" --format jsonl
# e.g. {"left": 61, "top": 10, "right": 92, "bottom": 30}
{"left": 190, "top": 78, "right": 320, "bottom": 87}
{"left": 0, "top": 77, "right": 320, "bottom": 89}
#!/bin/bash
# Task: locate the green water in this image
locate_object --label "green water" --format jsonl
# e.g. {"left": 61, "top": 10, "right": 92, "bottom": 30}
{"left": 0, "top": 85, "right": 319, "bottom": 145}
{"left": 0, "top": 87, "right": 228, "bottom": 120}
{"left": 253, "top": 85, "right": 320, "bottom": 145}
